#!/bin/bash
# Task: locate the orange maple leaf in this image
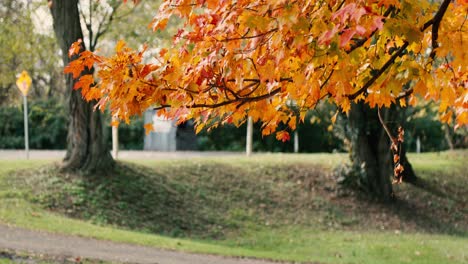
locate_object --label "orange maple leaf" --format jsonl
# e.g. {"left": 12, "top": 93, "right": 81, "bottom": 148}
{"left": 144, "top": 123, "right": 154, "bottom": 135}
{"left": 68, "top": 39, "right": 83, "bottom": 58}
{"left": 74, "top": 74, "right": 94, "bottom": 91}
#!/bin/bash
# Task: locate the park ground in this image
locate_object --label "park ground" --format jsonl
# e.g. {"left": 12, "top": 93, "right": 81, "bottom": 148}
{"left": 0, "top": 151, "right": 467, "bottom": 264}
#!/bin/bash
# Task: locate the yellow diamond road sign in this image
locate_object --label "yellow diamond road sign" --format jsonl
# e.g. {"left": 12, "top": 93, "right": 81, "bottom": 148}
{"left": 16, "top": 71, "right": 32, "bottom": 96}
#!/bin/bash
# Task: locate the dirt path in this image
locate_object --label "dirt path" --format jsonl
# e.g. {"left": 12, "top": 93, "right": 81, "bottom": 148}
{"left": 0, "top": 224, "right": 281, "bottom": 264}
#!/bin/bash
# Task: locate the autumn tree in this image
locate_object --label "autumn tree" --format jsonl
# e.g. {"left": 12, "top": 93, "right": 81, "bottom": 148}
{"left": 49, "top": 0, "right": 133, "bottom": 172}
{"left": 68, "top": 0, "right": 467, "bottom": 198}
{"left": 49, "top": 0, "right": 107, "bottom": 172}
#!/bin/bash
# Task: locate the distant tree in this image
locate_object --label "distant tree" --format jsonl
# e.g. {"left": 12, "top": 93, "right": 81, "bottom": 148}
{"left": 68, "top": 0, "right": 466, "bottom": 200}
{"left": 0, "top": 0, "right": 64, "bottom": 105}
{"left": 405, "top": 103, "right": 468, "bottom": 151}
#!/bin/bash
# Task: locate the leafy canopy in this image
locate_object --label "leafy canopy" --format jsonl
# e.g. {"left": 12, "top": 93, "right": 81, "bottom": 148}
{"left": 66, "top": 0, "right": 468, "bottom": 139}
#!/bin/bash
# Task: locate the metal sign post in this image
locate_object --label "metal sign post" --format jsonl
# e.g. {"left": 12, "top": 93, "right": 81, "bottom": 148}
{"left": 16, "top": 71, "right": 32, "bottom": 160}
{"left": 23, "top": 95, "right": 29, "bottom": 159}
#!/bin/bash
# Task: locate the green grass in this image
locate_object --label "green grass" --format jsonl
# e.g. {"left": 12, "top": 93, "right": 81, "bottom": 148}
{"left": 408, "top": 150, "right": 466, "bottom": 173}
{"left": 0, "top": 152, "right": 467, "bottom": 264}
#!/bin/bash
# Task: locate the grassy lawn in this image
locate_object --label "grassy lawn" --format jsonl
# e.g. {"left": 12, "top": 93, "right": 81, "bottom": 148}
{"left": 0, "top": 152, "right": 466, "bottom": 264}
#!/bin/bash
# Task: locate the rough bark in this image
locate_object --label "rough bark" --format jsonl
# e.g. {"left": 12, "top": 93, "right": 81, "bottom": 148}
{"left": 50, "top": 0, "right": 113, "bottom": 173}
{"left": 443, "top": 123, "right": 455, "bottom": 150}
{"left": 399, "top": 144, "right": 417, "bottom": 183}
{"left": 347, "top": 103, "right": 416, "bottom": 202}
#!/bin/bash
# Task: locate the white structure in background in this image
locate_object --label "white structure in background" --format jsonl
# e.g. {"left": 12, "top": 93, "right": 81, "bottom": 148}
{"left": 246, "top": 116, "right": 253, "bottom": 156}
{"left": 416, "top": 136, "right": 421, "bottom": 153}
{"left": 294, "top": 131, "right": 299, "bottom": 153}
{"left": 143, "top": 110, "right": 177, "bottom": 151}
{"left": 143, "top": 109, "right": 198, "bottom": 151}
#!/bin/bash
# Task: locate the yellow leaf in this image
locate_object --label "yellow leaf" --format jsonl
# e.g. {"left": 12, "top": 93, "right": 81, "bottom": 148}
{"left": 455, "top": 111, "right": 468, "bottom": 129}
{"left": 115, "top": 40, "right": 126, "bottom": 53}
{"left": 340, "top": 99, "right": 351, "bottom": 114}
{"left": 413, "top": 80, "right": 426, "bottom": 96}
{"left": 399, "top": 98, "right": 406, "bottom": 107}
{"left": 195, "top": 123, "right": 205, "bottom": 134}
{"left": 288, "top": 117, "right": 297, "bottom": 130}
{"left": 331, "top": 111, "right": 338, "bottom": 124}
{"left": 144, "top": 123, "right": 154, "bottom": 135}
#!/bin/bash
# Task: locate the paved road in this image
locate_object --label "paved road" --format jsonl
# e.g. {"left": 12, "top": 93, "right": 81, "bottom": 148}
{"left": 0, "top": 150, "right": 244, "bottom": 160}
{"left": 0, "top": 224, "right": 283, "bottom": 264}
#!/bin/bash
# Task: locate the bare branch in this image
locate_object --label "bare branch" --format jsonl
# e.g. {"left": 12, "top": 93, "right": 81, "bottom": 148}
{"left": 152, "top": 78, "right": 292, "bottom": 111}
{"left": 395, "top": 88, "right": 413, "bottom": 100}
{"left": 220, "top": 28, "right": 278, "bottom": 42}
{"left": 428, "top": 0, "right": 451, "bottom": 59}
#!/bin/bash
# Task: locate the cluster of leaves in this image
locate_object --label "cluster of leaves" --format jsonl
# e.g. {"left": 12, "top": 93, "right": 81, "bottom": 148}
{"left": 67, "top": 0, "right": 467, "bottom": 139}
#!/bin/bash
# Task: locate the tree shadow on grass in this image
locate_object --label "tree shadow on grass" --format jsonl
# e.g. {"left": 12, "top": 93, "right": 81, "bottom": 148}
{"left": 410, "top": 177, "right": 467, "bottom": 204}
{"left": 389, "top": 197, "right": 467, "bottom": 236}
{"left": 25, "top": 161, "right": 299, "bottom": 240}
{"left": 384, "top": 172, "right": 468, "bottom": 236}
{"left": 33, "top": 162, "right": 232, "bottom": 238}
{"left": 14, "top": 159, "right": 467, "bottom": 240}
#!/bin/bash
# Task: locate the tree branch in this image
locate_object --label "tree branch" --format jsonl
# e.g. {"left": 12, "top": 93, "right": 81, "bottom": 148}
{"left": 220, "top": 28, "right": 278, "bottom": 42}
{"left": 395, "top": 88, "right": 413, "bottom": 100}
{"left": 346, "top": 0, "right": 452, "bottom": 100}
{"left": 428, "top": 0, "right": 451, "bottom": 59}
{"left": 153, "top": 87, "right": 282, "bottom": 110}
{"left": 347, "top": 41, "right": 409, "bottom": 100}
{"left": 92, "top": 2, "right": 122, "bottom": 51}
{"left": 151, "top": 77, "right": 293, "bottom": 111}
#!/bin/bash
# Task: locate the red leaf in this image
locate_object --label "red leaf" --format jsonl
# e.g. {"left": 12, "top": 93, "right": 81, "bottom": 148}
{"left": 340, "top": 29, "right": 356, "bottom": 47}
{"left": 140, "top": 64, "right": 157, "bottom": 78}
{"left": 370, "top": 16, "right": 384, "bottom": 31}
{"left": 276, "top": 131, "right": 291, "bottom": 142}
{"left": 318, "top": 27, "right": 339, "bottom": 46}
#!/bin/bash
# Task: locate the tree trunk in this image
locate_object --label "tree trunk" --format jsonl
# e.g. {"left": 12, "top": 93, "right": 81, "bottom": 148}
{"left": 443, "top": 123, "right": 455, "bottom": 150}
{"left": 50, "top": 0, "right": 113, "bottom": 173}
{"left": 347, "top": 103, "right": 416, "bottom": 202}
{"left": 399, "top": 143, "right": 417, "bottom": 183}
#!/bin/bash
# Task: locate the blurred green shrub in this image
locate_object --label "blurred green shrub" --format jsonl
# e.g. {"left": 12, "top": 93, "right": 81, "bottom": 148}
{"left": 0, "top": 99, "right": 68, "bottom": 149}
